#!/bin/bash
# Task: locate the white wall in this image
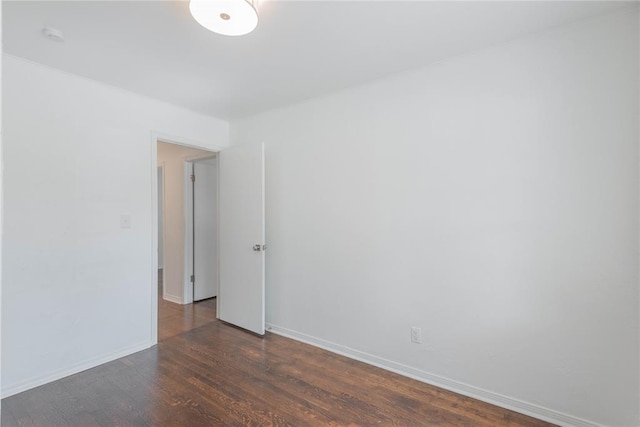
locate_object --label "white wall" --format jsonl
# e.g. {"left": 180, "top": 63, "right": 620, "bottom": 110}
{"left": 157, "top": 142, "right": 213, "bottom": 303}
{"left": 231, "top": 8, "right": 639, "bottom": 427}
{"left": 1, "top": 54, "right": 229, "bottom": 397}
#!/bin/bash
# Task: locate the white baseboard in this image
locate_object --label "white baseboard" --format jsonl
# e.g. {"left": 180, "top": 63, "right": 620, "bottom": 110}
{"left": 1, "top": 340, "right": 152, "bottom": 399}
{"left": 163, "top": 292, "right": 183, "bottom": 304}
{"left": 266, "top": 323, "right": 603, "bottom": 427}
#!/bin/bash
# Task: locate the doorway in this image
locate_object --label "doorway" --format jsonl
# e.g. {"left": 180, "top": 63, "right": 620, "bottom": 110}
{"left": 155, "top": 139, "right": 219, "bottom": 342}
{"left": 151, "top": 134, "right": 267, "bottom": 344}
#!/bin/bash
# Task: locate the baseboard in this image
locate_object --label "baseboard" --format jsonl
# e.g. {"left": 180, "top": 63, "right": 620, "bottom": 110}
{"left": 266, "top": 323, "right": 603, "bottom": 427}
{"left": 163, "top": 292, "right": 183, "bottom": 304}
{"left": 1, "top": 340, "right": 152, "bottom": 399}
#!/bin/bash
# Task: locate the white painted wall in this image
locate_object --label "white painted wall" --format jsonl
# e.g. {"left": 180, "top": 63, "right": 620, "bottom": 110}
{"left": 157, "top": 142, "right": 213, "bottom": 303}
{"left": 1, "top": 54, "right": 229, "bottom": 397}
{"left": 231, "top": 8, "right": 639, "bottom": 427}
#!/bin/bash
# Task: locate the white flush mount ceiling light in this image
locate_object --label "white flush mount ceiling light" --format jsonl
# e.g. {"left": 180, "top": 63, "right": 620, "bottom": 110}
{"left": 189, "top": 0, "right": 258, "bottom": 36}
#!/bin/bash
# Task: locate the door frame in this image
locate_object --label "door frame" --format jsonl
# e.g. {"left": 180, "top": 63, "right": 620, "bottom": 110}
{"left": 157, "top": 164, "right": 165, "bottom": 274}
{"left": 150, "top": 131, "right": 222, "bottom": 346}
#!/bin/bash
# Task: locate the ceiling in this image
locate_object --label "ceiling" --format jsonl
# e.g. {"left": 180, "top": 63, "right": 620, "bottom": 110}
{"left": 3, "top": 1, "right": 634, "bottom": 120}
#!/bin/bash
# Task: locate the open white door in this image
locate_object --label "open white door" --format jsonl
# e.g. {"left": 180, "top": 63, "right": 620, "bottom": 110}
{"left": 219, "top": 143, "right": 265, "bottom": 335}
{"left": 193, "top": 158, "right": 218, "bottom": 301}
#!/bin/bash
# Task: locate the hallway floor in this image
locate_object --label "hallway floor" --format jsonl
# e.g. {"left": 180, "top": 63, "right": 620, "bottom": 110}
{"left": 158, "top": 269, "right": 217, "bottom": 341}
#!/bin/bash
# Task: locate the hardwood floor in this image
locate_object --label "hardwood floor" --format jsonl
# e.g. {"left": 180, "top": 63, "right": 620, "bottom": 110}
{"left": 2, "top": 272, "right": 554, "bottom": 426}
{"left": 157, "top": 270, "right": 217, "bottom": 342}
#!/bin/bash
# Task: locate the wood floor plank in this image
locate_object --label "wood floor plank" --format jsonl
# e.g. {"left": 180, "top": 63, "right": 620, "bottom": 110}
{"left": 1, "top": 271, "right": 555, "bottom": 426}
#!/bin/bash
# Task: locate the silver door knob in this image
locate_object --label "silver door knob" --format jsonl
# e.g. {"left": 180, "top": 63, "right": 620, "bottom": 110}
{"left": 253, "top": 244, "right": 262, "bottom": 251}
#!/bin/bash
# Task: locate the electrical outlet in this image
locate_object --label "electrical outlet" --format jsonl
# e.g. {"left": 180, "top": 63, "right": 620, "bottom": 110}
{"left": 411, "top": 327, "right": 422, "bottom": 344}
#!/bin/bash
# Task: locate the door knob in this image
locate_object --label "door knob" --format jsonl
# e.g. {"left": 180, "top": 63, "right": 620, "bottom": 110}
{"left": 253, "top": 244, "right": 262, "bottom": 251}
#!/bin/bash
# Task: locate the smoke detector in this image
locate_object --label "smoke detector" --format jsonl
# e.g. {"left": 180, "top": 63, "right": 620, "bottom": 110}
{"left": 42, "top": 27, "right": 65, "bottom": 42}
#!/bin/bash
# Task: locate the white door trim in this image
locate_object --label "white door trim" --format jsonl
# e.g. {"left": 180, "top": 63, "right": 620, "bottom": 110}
{"left": 183, "top": 161, "right": 194, "bottom": 305}
{"left": 150, "top": 131, "right": 222, "bottom": 346}
{"left": 157, "top": 164, "right": 165, "bottom": 271}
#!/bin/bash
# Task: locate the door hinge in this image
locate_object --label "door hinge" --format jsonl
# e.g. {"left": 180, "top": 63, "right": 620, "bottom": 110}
{"left": 191, "top": 174, "right": 195, "bottom": 182}
{"left": 190, "top": 274, "right": 195, "bottom": 283}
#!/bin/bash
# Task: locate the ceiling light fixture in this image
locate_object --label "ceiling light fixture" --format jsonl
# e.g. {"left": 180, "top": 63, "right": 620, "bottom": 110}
{"left": 189, "top": 0, "right": 258, "bottom": 36}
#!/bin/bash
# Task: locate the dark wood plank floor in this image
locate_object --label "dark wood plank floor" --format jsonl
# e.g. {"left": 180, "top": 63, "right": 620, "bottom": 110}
{"left": 157, "top": 271, "right": 217, "bottom": 342}
{"left": 2, "top": 272, "right": 554, "bottom": 426}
